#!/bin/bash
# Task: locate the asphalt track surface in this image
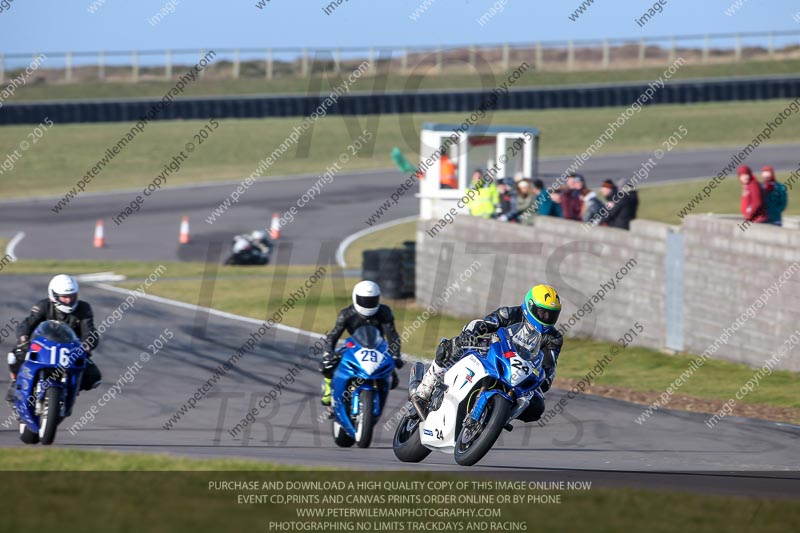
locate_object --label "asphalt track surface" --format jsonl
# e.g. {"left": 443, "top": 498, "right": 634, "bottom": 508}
{"left": 0, "top": 276, "right": 797, "bottom": 496}
{"left": 2, "top": 143, "right": 799, "bottom": 265}
{"left": 1, "top": 144, "right": 799, "bottom": 496}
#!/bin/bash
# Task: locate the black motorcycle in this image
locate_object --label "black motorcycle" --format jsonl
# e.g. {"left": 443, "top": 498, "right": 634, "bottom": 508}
{"left": 224, "top": 235, "right": 271, "bottom": 265}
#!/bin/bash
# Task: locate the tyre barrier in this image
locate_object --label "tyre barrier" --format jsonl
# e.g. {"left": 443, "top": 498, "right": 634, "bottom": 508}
{"left": 362, "top": 243, "right": 415, "bottom": 299}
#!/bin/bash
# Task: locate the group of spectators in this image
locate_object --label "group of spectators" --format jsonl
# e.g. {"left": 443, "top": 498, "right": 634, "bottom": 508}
{"left": 738, "top": 165, "right": 788, "bottom": 226}
{"left": 467, "top": 170, "right": 639, "bottom": 230}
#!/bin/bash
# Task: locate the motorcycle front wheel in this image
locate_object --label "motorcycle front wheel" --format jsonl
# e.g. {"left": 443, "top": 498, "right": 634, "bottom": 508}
{"left": 454, "top": 394, "right": 510, "bottom": 466}
{"left": 331, "top": 419, "right": 355, "bottom": 448}
{"left": 392, "top": 408, "right": 431, "bottom": 463}
{"left": 354, "top": 390, "right": 375, "bottom": 449}
{"left": 19, "top": 423, "right": 39, "bottom": 445}
{"left": 39, "top": 386, "right": 61, "bottom": 445}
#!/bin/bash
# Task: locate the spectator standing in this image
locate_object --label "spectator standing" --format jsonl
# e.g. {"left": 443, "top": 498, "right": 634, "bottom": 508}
{"left": 580, "top": 187, "right": 604, "bottom": 226}
{"left": 601, "top": 179, "right": 638, "bottom": 230}
{"left": 467, "top": 169, "right": 499, "bottom": 219}
{"left": 506, "top": 179, "right": 536, "bottom": 225}
{"left": 495, "top": 178, "right": 515, "bottom": 218}
{"left": 739, "top": 165, "right": 767, "bottom": 224}
{"left": 760, "top": 165, "right": 788, "bottom": 226}
{"left": 531, "top": 179, "right": 559, "bottom": 217}
{"left": 439, "top": 151, "right": 458, "bottom": 189}
{"left": 560, "top": 173, "right": 584, "bottom": 221}
{"left": 547, "top": 188, "right": 565, "bottom": 218}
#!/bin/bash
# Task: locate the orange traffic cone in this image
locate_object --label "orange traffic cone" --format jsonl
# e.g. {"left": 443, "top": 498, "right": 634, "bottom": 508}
{"left": 93, "top": 220, "right": 105, "bottom": 248}
{"left": 268, "top": 212, "right": 281, "bottom": 240}
{"left": 179, "top": 216, "right": 190, "bottom": 244}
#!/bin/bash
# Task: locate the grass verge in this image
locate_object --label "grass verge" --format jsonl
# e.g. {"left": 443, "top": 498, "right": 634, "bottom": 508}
{"left": 1, "top": 454, "right": 797, "bottom": 532}
{"left": 4, "top": 100, "right": 800, "bottom": 198}
{"left": 0, "top": 448, "right": 310, "bottom": 471}
{"left": 0, "top": 258, "right": 322, "bottom": 279}
{"left": 343, "top": 220, "right": 417, "bottom": 268}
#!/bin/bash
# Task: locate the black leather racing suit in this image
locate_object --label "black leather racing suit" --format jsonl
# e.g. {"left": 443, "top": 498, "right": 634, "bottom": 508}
{"left": 12, "top": 299, "right": 102, "bottom": 390}
{"left": 434, "top": 305, "right": 563, "bottom": 422}
{"left": 320, "top": 304, "right": 402, "bottom": 378}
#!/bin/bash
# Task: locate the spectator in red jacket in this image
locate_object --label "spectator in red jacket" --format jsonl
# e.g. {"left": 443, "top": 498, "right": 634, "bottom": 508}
{"left": 739, "top": 165, "right": 767, "bottom": 224}
{"left": 561, "top": 173, "right": 584, "bottom": 221}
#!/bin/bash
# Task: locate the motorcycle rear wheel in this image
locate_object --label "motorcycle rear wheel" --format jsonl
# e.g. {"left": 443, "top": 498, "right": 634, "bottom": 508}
{"left": 454, "top": 394, "right": 510, "bottom": 466}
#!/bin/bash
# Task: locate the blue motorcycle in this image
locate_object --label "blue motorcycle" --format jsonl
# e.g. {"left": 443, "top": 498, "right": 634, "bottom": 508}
{"left": 394, "top": 322, "right": 545, "bottom": 466}
{"left": 330, "top": 325, "right": 395, "bottom": 448}
{"left": 12, "top": 320, "right": 87, "bottom": 445}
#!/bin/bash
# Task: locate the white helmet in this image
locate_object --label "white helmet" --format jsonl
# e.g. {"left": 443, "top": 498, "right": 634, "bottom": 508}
{"left": 48, "top": 274, "right": 80, "bottom": 314}
{"left": 251, "top": 230, "right": 268, "bottom": 242}
{"left": 352, "top": 280, "right": 381, "bottom": 317}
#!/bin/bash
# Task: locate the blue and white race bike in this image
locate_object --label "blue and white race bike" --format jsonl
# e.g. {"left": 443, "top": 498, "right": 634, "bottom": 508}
{"left": 330, "top": 325, "right": 395, "bottom": 449}
{"left": 393, "top": 322, "right": 545, "bottom": 466}
{"left": 12, "top": 320, "right": 87, "bottom": 445}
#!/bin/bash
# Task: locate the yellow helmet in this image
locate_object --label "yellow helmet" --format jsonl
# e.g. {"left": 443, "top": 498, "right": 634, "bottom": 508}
{"left": 523, "top": 284, "right": 561, "bottom": 332}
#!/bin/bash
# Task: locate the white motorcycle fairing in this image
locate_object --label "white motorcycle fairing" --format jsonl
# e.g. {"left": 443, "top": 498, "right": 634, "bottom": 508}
{"left": 418, "top": 354, "right": 487, "bottom": 453}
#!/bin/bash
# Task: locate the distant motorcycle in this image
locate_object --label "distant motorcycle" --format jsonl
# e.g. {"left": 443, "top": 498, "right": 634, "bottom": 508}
{"left": 330, "top": 325, "right": 395, "bottom": 449}
{"left": 224, "top": 234, "right": 271, "bottom": 265}
{"left": 393, "top": 323, "right": 546, "bottom": 466}
{"left": 12, "top": 320, "right": 87, "bottom": 445}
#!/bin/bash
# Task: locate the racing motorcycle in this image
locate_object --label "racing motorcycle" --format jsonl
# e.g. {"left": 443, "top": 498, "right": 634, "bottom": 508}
{"left": 224, "top": 234, "right": 271, "bottom": 265}
{"left": 11, "top": 320, "right": 87, "bottom": 445}
{"left": 393, "top": 322, "right": 545, "bottom": 466}
{"left": 330, "top": 325, "right": 395, "bottom": 449}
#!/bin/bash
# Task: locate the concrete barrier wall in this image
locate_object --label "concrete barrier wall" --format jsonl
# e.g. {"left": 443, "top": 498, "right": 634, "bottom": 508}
{"left": 416, "top": 214, "right": 800, "bottom": 371}
{"left": 682, "top": 216, "right": 800, "bottom": 371}
{"left": 416, "top": 215, "right": 672, "bottom": 352}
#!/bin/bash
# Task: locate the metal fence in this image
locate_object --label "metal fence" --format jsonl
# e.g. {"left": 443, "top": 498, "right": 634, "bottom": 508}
{"left": 2, "top": 30, "right": 800, "bottom": 84}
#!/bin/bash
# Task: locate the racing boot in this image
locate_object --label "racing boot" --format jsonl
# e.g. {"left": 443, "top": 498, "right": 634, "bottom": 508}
{"left": 5, "top": 369, "right": 16, "bottom": 406}
{"left": 320, "top": 378, "right": 332, "bottom": 406}
{"left": 5, "top": 378, "right": 15, "bottom": 405}
{"left": 414, "top": 362, "right": 444, "bottom": 401}
{"left": 390, "top": 369, "right": 399, "bottom": 390}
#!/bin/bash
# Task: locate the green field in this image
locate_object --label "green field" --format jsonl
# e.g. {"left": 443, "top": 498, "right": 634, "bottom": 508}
{"left": 2, "top": 449, "right": 798, "bottom": 532}
{"left": 10, "top": 58, "right": 800, "bottom": 102}
{"left": 343, "top": 220, "right": 417, "bottom": 267}
{"left": 0, "top": 448, "right": 307, "bottom": 471}
{"left": 638, "top": 173, "right": 800, "bottom": 224}
{"left": 4, "top": 100, "right": 800, "bottom": 199}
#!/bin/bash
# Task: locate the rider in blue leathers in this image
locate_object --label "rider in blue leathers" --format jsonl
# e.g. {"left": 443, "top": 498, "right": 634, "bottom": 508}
{"left": 415, "top": 284, "right": 564, "bottom": 423}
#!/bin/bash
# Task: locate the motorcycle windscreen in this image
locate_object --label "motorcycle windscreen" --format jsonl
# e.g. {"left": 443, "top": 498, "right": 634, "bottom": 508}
{"left": 32, "top": 320, "right": 79, "bottom": 344}
{"left": 507, "top": 322, "right": 542, "bottom": 362}
{"left": 351, "top": 325, "right": 383, "bottom": 349}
